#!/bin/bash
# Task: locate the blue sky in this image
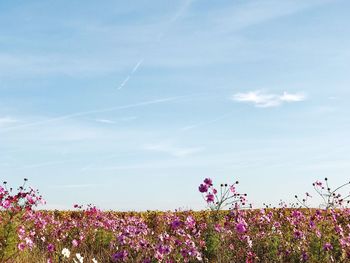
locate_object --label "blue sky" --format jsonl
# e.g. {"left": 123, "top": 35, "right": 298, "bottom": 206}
{"left": 1, "top": 0, "right": 350, "bottom": 210}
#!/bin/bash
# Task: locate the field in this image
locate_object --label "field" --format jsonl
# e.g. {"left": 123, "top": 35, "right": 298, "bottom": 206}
{"left": 1, "top": 178, "right": 350, "bottom": 262}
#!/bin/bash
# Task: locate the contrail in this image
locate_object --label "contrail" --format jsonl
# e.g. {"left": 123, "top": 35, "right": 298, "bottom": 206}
{"left": 0, "top": 96, "right": 181, "bottom": 133}
{"left": 156, "top": 0, "right": 193, "bottom": 42}
{"left": 118, "top": 75, "right": 130, "bottom": 90}
{"left": 117, "top": 0, "right": 192, "bottom": 90}
{"left": 117, "top": 58, "right": 144, "bottom": 90}
{"left": 131, "top": 58, "right": 144, "bottom": 74}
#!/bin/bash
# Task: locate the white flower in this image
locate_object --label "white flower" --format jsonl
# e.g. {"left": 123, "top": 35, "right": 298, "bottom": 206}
{"left": 92, "top": 258, "right": 98, "bottom": 263}
{"left": 61, "top": 248, "right": 70, "bottom": 258}
{"left": 74, "top": 253, "right": 84, "bottom": 263}
{"left": 247, "top": 237, "right": 253, "bottom": 248}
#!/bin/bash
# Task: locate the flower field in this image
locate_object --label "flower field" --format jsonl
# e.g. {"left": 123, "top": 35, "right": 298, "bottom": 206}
{"left": 1, "top": 178, "right": 350, "bottom": 262}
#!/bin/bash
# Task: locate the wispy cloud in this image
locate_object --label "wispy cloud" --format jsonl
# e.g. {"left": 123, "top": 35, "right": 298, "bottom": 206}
{"left": 0, "top": 96, "right": 181, "bottom": 133}
{"left": 180, "top": 111, "right": 235, "bottom": 131}
{"left": 118, "top": 116, "right": 138, "bottom": 121}
{"left": 94, "top": 116, "right": 138, "bottom": 124}
{"left": 144, "top": 143, "right": 203, "bottom": 157}
{"left": 232, "top": 91, "right": 306, "bottom": 107}
{"left": 214, "top": 0, "right": 332, "bottom": 34}
{"left": 95, "top": 119, "right": 116, "bottom": 124}
{"left": 0, "top": 117, "right": 18, "bottom": 127}
{"left": 0, "top": 117, "right": 17, "bottom": 127}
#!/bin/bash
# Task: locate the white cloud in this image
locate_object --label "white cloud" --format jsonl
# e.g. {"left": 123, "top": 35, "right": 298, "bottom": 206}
{"left": 280, "top": 92, "right": 305, "bottom": 102}
{"left": 144, "top": 143, "right": 204, "bottom": 157}
{"left": 232, "top": 91, "right": 306, "bottom": 107}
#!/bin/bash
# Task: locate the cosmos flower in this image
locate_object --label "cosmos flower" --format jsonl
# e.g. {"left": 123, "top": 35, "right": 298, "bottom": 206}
{"left": 206, "top": 193, "right": 215, "bottom": 203}
{"left": 203, "top": 178, "right": 213, "bottom": 186}
{"left": 198, "top": 184, "right": 208, "bottom": 193}
{"left": 62, "top": 248, "right": 70, "bottom": 258}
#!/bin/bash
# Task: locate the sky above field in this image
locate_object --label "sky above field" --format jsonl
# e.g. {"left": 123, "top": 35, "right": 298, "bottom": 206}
{"left": 1, "top": 0, "right": 350, "bottom": 210}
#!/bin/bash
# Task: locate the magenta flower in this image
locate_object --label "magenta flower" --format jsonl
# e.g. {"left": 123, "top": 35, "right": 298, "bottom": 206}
{"left": 17, "top": 242, "right": 25, "bottom": 251}
{"left": 204, "top": 178, "right": 213, "bottom": 186}
{"left": 206, "top": 193, "right": 215, "bottom": 203}
{"left": 185, "top": 216, "right": 196, "bottom": 229}
{"left": 235, "top": 221, "right": 247, "bottom": 234}
{"left": 293, "top": 230, "right": 303, "bottom": 239}
{"left": 198, "top": 184, "right": 208, "bottom": 193}
{"left": 2, "top": 199, "right": 11, "bottom": 209}
{"left": 171, "top": 219, "right": 181, "bottom": 229}
{"left": 323, "top": 243, "right": 333, "bottom": 251}
{"left": 113, "top": 250, "right": 128, "bottom": 261}
{"left": 47, "top": 243, "right": 55, "bottom": 252}
{"left": 302, "top": 252, "right": 308, "bottom": 261}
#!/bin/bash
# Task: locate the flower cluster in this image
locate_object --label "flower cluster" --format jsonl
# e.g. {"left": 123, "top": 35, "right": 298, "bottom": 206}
{"left": 0, "top": 179, "right": 44, "bottom": 213}
{"left": 16, "top": 205, "right": 205, "bottom": 262}
{"left": 198, "top": 178, "right": 248, "bottom": 211}
{"left": 295, "top": 177, "right": 350, "bottom": 209}
{"left": 0, "top": 179, "right": 44, "bottom": 262}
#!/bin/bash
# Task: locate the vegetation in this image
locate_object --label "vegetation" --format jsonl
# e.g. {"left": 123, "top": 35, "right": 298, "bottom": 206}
{"left": 1, "top": 178, "right": 350, "bottom": 262}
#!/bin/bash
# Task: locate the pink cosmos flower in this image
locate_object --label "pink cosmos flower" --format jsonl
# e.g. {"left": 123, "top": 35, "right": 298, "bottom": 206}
{"left": 323, "top": 243, "right": 333, "bottom": 251}
{"left": 198, "top": 184, "right": 208, "bottom": 193}
{"left": 293, "top": 230, "right": 303, "bottom": 239}
{"left": 204, "top": 178, "right": 213, "bottom": 186}
{"left": 24, "top": 237, "right": 33, "bottom": 248}
{"left": 171, "top": 219, "right": 181, "bottom": 229}
{"left": 236, "top": 222, "right": 247, "bottom": 233}
{"left": 206, "top": 193, "right": 214, "bottom": 203}
{"left": 17, "top": 242, "right": 25, "bottom": 251}
{"left": 47, "top": 243, "right": 55, "bottom": 252}
{"left": 302, "top": 252, "right": 308, "bottom": 261}
{"left": 2, "top": 199, "right": 11, "bottom": 209}
{"left": 72, "top": 239, "right": 78, "bottom": 247}
{"left": 113, "top": 250, "right": 129, "bottom": 261}
{"left": 185, "top": 216, "right": 196, "bottom": 229}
